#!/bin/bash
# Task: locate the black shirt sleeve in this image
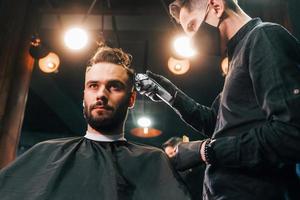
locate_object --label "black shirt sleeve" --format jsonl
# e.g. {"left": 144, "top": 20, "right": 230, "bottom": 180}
{"left": 213, "top": 24, "right": 300, "bottom": 169}
{"left": 172, "top": 90, "right": 219, "bottom": 137}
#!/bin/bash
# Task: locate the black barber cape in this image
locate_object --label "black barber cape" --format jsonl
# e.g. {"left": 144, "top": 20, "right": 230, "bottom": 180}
{"left": 0, "top": 137, "right": 191, "bottom": 200}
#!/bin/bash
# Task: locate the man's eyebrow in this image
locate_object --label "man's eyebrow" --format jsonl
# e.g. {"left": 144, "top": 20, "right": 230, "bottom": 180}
{"left": 85, "top": 79, "right": 127, "bottom": 86}
{"left": 85, "top": 80, "right": 98, "bottom": 85}
{"left": 107, "top": 79, "right": 127, "bottom": 87}
{"left": 108, "top": 79, "right": 125, "bottom": 83}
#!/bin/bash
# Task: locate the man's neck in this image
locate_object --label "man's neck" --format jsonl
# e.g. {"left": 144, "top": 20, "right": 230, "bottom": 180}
{"left": 219, "top": 9, "right": 251, "bottom": 53}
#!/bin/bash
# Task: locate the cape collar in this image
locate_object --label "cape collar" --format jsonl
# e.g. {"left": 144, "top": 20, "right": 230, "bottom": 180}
{"left": 84, "top": 131, "right": 126, "bottom": 142}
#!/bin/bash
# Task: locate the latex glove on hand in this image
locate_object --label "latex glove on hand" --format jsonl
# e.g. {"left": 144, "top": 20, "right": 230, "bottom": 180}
{"left": 171, "top": 141, "right": 205, "bottom": 171}
{"left": 135, "top": 71, "right": 179, "bottom": 105}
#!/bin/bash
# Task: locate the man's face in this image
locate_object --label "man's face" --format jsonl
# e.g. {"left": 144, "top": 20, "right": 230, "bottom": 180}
{"left": 83, "top": 62, "right": 134, "bottom": 133}
{"left": 179, "top": 5, "right": 207, "bottom": 37}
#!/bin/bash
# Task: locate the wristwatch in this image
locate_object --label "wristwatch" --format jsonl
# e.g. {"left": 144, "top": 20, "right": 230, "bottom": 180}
{"left": 204, "top": 139, "right": 216, "bottom": 165}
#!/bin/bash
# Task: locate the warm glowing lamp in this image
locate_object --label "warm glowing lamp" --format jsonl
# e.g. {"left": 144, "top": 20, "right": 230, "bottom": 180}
{"left": 221, "top": 57, "right": 229, "bottom": 75}
{"left": 131, "top": 117, "right": 162, "bottom": 138}
{"left": 29, "top": 36, "right": 60, "bottom": 73}
{"left": 173, "top": 35, "right": 196, "bottom": 58}
{"left": 137, "top": 117, "right": 152, "bottom": 134}
{"left": 38, "top": 52, "right": 60, "bottom": 73}
{"left": 130, "top": 127, "right": 162, "bottom": 138}
{"left": 168, "top": 57, "right": 190, "bottom": 75}
{"left": 137, "top": 117, "right": 151, "bottom": 127}
{"left": 64, "top": 27, "right": 88, "bottom": 50}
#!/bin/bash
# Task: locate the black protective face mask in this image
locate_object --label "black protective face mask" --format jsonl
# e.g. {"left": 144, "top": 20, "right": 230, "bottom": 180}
{"left": 191, "top": 21, "right": 221, "bottom": 57}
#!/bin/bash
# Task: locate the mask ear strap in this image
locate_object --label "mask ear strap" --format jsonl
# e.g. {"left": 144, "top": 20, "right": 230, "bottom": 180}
{"left": 203, "top": 0, "right": 211, "bottom": 22}
{"left": 217, "top": 6, "right": 226, "bottom": 28}
{"left": 204, "top": 0, "right": 222, "bottom": 28}
{"left": 217, "top": 18, "right": 222, "bottom": 28}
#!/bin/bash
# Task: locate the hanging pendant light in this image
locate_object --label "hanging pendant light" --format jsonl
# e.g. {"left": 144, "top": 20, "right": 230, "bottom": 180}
{"left": 29, "top": 36, "right": 60, "bottom": 73}
{"left": 168, "top": 57, "right": 190, "bottom": 75}
{"left": 38, "top": 52, "right": 60, "bottom": 73}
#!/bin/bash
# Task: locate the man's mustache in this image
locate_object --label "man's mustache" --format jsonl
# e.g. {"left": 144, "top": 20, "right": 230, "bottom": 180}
{"left": 90, "top": 101, "right": 114, "bottom": 111}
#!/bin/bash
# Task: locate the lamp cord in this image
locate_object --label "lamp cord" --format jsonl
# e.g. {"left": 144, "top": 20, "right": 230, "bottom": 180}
{"left": 81, "top": 0, "right": 98, "bottom": 24}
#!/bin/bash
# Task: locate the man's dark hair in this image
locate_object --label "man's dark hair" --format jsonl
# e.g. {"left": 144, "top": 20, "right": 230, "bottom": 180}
{"left": 87, "top": 44, "right": 135, "bottom": 89}
{"left": 169, "top": 0, "right": 239, "bottom": 23}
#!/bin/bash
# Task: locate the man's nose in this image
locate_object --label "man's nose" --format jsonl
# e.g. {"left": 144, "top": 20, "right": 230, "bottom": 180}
{"left": 96, "top": 85, "right": 109, "bottom": 102}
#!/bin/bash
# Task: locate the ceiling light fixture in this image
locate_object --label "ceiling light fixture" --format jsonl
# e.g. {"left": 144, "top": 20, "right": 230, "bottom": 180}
{"left": 173, "top": 35, "right": 196, "bottom": 58}
{"left": 168, "top": 57, "right": 190, "bottom": 75}
{"left": 130, "top": 127, "right": 162, "bottom": 138}
{"left": 137, "top": 116, "right": 152, "bottom": 134}
{"left": 29, "top": 36, "right": 60, "bottom": 73}
{"left": 130, "top": 112, "right": 162, "bottom": 138}
{"left": 64, "top": 27, "right": 88, "bottom": 50}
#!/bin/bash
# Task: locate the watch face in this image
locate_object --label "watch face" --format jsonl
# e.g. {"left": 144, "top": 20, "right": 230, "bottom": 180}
{"left": 206, "top": 139, "right": 216, "bottom": 164}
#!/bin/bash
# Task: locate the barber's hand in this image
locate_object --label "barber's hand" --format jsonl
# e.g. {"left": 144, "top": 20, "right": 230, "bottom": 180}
{"left": 135, "top": 70, "right": 178, "bottom": 103}
{"left": 171, "top": 141, "right": 205, "bottom": 171}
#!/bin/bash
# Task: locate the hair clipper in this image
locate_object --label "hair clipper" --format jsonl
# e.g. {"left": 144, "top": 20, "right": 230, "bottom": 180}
{"left": 135, "top": 73, "right": 174, "bottom": 104}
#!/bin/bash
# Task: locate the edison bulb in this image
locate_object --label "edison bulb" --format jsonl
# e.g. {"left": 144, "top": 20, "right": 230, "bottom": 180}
{"left": 64, "top": 28, "right": 88, "bottom": 50}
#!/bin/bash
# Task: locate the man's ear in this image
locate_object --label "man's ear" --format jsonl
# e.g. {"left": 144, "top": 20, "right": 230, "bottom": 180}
{"left": 82, "top": 100, "right": 86, "bottom": 119}
{"left": 211, "top": 0, "right": 224, "bottom": 18}
{"left": 128, "top": 91, "right": 136, "bottom": 109}
{"left": 206, "top": 0, "right": 224, "bottom": 26}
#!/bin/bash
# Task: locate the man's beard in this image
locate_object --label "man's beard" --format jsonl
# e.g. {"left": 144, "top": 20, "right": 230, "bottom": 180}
{"left": 83, "top": 98, "right": 130, "bottom": 133}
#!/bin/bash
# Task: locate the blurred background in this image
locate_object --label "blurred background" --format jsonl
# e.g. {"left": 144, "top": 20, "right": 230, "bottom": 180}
{"left": 0, "top": 0, "right": 299, "bottom": 158}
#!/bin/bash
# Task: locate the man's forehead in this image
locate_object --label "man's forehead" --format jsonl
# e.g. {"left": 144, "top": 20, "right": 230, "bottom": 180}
{"left": 85, "top": 62, "right": 129, "bottom": 83}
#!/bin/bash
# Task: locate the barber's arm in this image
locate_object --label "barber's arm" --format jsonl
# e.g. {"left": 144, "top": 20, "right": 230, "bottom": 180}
{"left": 136, "top": 71, "right": 218, "bottom": 136}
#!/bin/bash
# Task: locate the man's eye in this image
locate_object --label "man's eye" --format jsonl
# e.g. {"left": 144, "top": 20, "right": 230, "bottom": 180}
{"left": 88, "top": 84, "right": 98, "bottom": 89}
{"left": 110, "top": 84, "right": 121, "bottom": 90}
{"left": 108, "top": 82, "right": 124, "bottom": 91}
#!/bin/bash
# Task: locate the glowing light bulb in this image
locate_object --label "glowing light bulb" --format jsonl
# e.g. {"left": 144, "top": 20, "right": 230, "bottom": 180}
{"left": 38, "top": 52, "right": 60, "bottom": 73}
{"left": 47, "top": 62, "right": 55, "bottom": 69}
{"left": 221, "top": 57, "right": 229, "bottom": 75}
{"left": 168, "top": 57, "right": 190, "bottom": 75}
{"left": 174, "top": 64, "right": 182, "bottom": 71}
{"left": 137, "top": 117, "right": 151, "bottom": 128}
{"left": 173, "top": 36, "right": 196, "bottom": 58}
{"left": 143, "top": 127, "right": 149, "bottom": 134}
{"left": 64, "top": 28, "right": 88, "bottom": 50}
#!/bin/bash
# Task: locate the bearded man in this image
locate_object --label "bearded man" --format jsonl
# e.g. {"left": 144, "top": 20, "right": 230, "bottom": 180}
{"left": 0, "top": 46, "right": 191, "bottom": 200}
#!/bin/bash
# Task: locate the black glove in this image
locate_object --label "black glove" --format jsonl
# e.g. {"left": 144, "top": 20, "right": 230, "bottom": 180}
{"left": 171, "top": 141, "right": 204, "bottom": 171}
{"left": 135, "top": 70, "right": 179, "bottom": 103}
